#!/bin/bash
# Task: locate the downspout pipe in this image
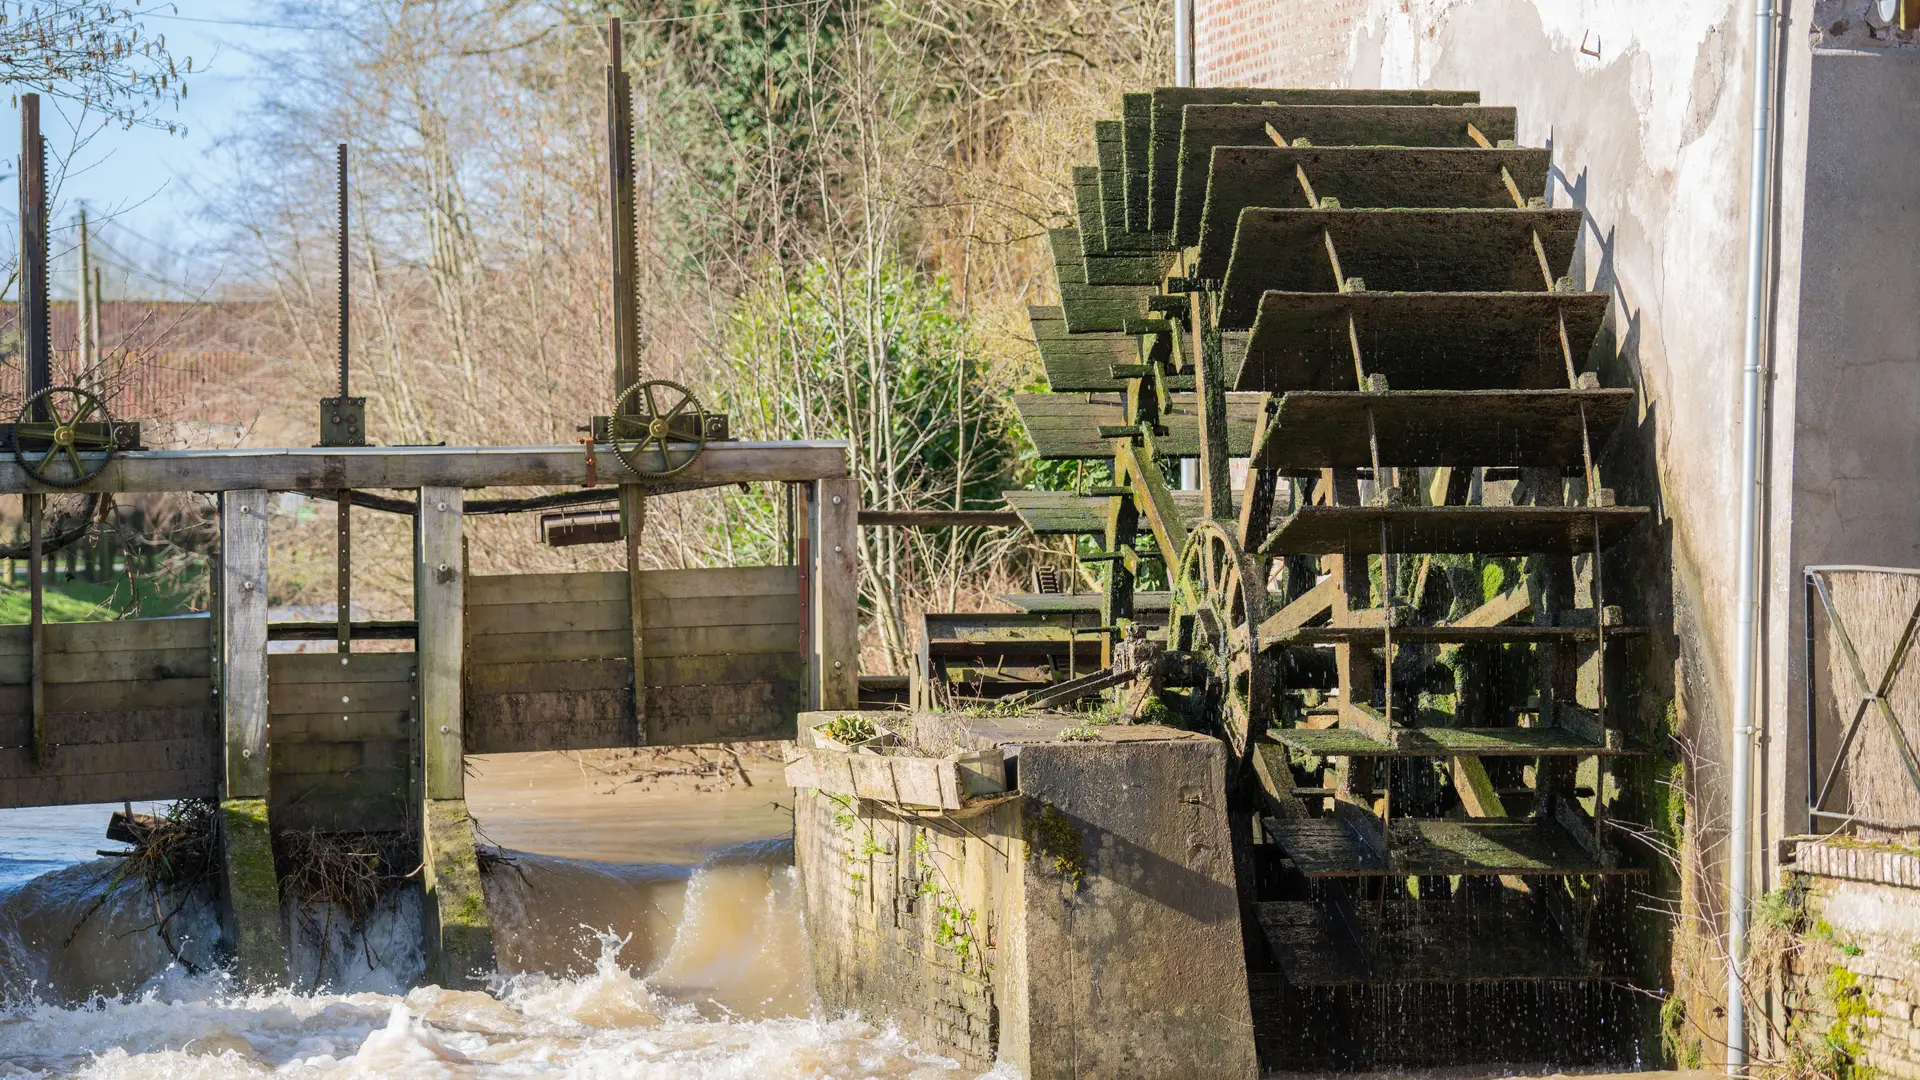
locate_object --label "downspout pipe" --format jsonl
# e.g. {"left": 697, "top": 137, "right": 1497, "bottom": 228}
{"left": 1728, "top": 0, "right": 1779, "bottom": 1072}
{"left": 1174, "top": 0, "right": 1193, "bottom": 87}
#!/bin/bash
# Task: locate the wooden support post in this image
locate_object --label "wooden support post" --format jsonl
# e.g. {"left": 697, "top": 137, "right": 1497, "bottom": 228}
{"left": 815, "top": 478, "right": 859, "bottom": 710}
{"left": 414, "top": 486, "right": 493, "bottom": 988}
{"left": 26, "top": 495, "right": 43, "bottom": 764}
{"left": 216, "top": 488, "right": 284, "bottom": 986}
{"left": 623, "top": 485, "right": 648, "bottom": 743}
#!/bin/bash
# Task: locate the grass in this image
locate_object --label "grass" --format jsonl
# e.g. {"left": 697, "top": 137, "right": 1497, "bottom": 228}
{"left": 0, "top": 559, "right": 207, "bottom": 622}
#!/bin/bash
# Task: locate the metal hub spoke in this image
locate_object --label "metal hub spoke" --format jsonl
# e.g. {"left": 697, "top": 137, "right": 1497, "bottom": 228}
{"left": 14, "top": 386, "right": 115, "bottom": 488}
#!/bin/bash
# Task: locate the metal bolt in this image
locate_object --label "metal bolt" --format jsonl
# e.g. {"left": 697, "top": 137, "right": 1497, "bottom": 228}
{"left": 242, "top": 580, "right": 254, "bottom": 591}
{"left": 240, "top": 505, "right": 251, "bottom": 514}
{"left": 436, "top": 501, "right": 448, "bottom": 512}
{"left": 833, "top": 660, "right": 843, "bottom": 669}
{"left": 240, "top": 748, "right": 251, "bottom": 758}
{"left": 834, "top": 545, "right": 842, "bottom": 554}
{"left": 438, "top": 563, "right": 449, "bottom": 573}
{"left": 832, "top": 495, "right": 843, "bottom": 505}
{"left": 341, "top": 695, "right": 350, "bottom": 704}
{"left": 440, "top": 724, "right": 450, "bottom": 734}
{"left": 340, "top": 656, "right": 350, "bottom": 665}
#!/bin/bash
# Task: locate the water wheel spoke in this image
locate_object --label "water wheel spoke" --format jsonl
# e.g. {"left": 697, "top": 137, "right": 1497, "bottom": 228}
{"left": 643, "top": 383, "right": 661, "bottom": 421}
{"left": 70, "top": 398, "right": 101, "bottom": 425}
{"left": 37, "top": 444, "right": 60, "bottom": 471}
{"left": 64, "top": 445, "right": 85, "bottom": 478}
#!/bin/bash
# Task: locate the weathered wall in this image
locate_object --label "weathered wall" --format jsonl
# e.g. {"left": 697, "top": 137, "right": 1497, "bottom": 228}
{"left": 795, "top": 722, "right": 1258, "bottom": 1079}
{"left": 1191, "top": 0, "right": 1920, "bottom": 1055}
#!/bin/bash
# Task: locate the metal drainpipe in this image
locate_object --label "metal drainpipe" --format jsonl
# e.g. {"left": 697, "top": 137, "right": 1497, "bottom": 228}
{"left": 1175, "top": 0, "right": 1193, "bottom": 87}
{"left": 1728, "top": 0, "right": 1780, "bottom": 1072}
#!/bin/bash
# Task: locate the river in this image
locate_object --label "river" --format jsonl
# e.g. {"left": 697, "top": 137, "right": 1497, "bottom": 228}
{"left": 0, "top": 750, "right": 1706, "bottom": 1079}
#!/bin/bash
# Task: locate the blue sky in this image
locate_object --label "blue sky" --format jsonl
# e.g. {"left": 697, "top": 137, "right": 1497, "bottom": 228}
{"left": 3, "top": 1, "right": 310, "bottom": 298}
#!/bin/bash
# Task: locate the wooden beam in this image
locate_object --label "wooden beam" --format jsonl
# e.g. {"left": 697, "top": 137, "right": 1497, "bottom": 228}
{"left": 215, "top": 489, "right": 282, "bottom": 987}
{"left": 858, "top": 509, "right": 1021, "bottom": 527}
{"left": 1256, "top": 574, "right": 1336, "bottom": 641}
{"left": 219, "top": 489, "right": 269, "bottom": 799}
{"left": 1447, "top": 583, "right": 1531, "bottom": 629}
{"left": 0, "top": 441, "right": 850, "bottom": 495}
{"left": 816, "top": 478, "right": 860, "bottom": 710}
{"left": 623, "top": 485, "right": 648, "bottom": 744}
{"left": 416, "top": 487, "right": 463, "bottom": 800}
{"left": 1116, "top": 441, "right": 1189, "bottom": 566}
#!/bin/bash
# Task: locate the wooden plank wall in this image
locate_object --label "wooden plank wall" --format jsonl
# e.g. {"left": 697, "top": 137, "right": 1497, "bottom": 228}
{"left": 268, "top": 651, "right": 415, "bottom": 833}
{"left": 0, "top": 616, "right": 219, "bottom": 808}
{"left": 465, "top": 566, "right": 804, "bottom": 751}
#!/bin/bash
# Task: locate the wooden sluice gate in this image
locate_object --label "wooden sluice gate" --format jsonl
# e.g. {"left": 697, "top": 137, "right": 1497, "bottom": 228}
{"left": 0, "top": 30, "right": 862, "bottom": 991}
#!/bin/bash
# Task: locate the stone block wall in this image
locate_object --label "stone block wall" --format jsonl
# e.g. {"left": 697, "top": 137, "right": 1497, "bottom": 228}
{"left": 1781, "top": 842, "right": 1920, "bottom": 1078}
{"left": 794, "top": 720, "right": 1259, "bottom": 1079}
{"left": 795, "top": 787, "right": 1014, "bottom": 1071}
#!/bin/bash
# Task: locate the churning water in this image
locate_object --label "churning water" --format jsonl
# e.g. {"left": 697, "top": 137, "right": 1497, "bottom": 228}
{"left": 0, "top": 837, "right": 1016, "bottom": 1079}
{"left": 0, "top": 760, "right": 1017, "bottom": 1080}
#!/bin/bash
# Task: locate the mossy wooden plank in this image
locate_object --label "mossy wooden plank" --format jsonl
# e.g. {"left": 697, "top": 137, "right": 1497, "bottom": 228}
{"left": 1073, "top": 166, "right": 1108, "bottom": 256}
{"left": 1219, "top": 209, "right": 1583, "bottom": 328}
{"left": 1122, "top": 92, "right": 1153, "bottom": 232}
{"left": 1190, "top": 145, "right": 1554, "bottom": 255}
{"left": 1238, "top": 291, "right": 1611, "bottom": 392}
{"left": 1147, "top": 90, "right": 1489, "bottom": 231}
{"left": 1030, "top": 306, "right": 1138, "bottom": 392}
{"left": 1059, "top": 282, "right": 1154, "bottom": 333}
{"left": 1255, "top": 388, "right": 1635, "bottom": 469}
{"left": 218, "top": 798, "right": 285, "bottom": 989}
{"left": 422, "top": 798, "right": 495, "bottom": 989}
{"left": 1015, "top": 391, "right": 1263, "bottom": 459}
{"left": 1269, "top": 725, "right": 1629, "bottom": 758}
{"left": 924, "top": 611, "right": 1112, "bottom": 637}
{"left": 639, "top": 565, "right": 796, "bottom": 600}
{"left": 1266, "top": 817, "right": 1633, "bottom": 877}
{"left": 467, "top": 570, "right": 626, "bottom": 606}
{"left": 1260, "top": 504, "right": 1648, "bottom": 556}
{"left": 1003, "top": 488, "right": 1210, "bottom": 533}
{"left": 1097, "top": 119, "right": 1173, "bottom": 253}
{"left": 1049, "top": 227, "right": 1086, "bottom": 286}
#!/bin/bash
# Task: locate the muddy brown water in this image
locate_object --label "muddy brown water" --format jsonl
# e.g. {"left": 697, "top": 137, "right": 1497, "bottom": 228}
{"left": 0, "top": 750, "right": 1688, "bottom": 1078}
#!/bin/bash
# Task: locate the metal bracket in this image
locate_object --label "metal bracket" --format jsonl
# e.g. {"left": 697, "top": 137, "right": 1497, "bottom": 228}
{"left": 319, "top": 397, "right": 367, "bottom": 447}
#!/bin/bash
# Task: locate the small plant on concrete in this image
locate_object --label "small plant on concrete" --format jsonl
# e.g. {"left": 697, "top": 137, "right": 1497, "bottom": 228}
{"left": 1058, "top": 722, "right": 1100, "bottom": 742}
{"left": 1023, "top": 803, "right": 1085, "bottom": 889}
{"left": 821, "top": 713, "right": 879, "bottom": 744}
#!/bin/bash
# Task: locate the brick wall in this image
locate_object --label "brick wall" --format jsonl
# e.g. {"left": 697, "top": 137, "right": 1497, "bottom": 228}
{"left": 1194, "top": 0, "right": 1368, "bottom": 87}
{"left": 796, "top": 788, "right": 1015, "bottom": 1071}
{"left": 1782, "top": 842, "right": 1920, "bottom": 1078}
